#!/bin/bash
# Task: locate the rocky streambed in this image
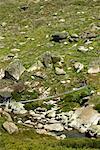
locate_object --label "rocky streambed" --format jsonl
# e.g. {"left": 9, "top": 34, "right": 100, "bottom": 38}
{"left": 0, "top": 100, "right": 100, "bottom": 140}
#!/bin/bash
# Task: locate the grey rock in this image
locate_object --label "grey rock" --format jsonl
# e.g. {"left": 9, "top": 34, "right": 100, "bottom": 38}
{"left": 41, "top": 52, "right": 52, "bottom": 68}
{"left": 5, "top": 59, "right": 25, "bottom": 80}
{"left": 0, "top": 69, "right": 5, "bottom": 79}
{"left": 51, "top": 32, "right": 68, "bottom": 42}
{"left": 55, "top": 67, "right": 66, "bottom": 75}
{"left": 44, "top": 123, "right": 64, "bottom": 131}
{"left": 74, "top": 62, "right": 84, "bottom": 73}
{"left": 78, "top": 46, "right": 89, "bottom": 52}
{"left": 88, "top": 65, "right": 100, "bottom": 74}
{"left": 3, "top": 121, "right": 18, "bottom": 134}
{"left": 46, "top": 110, "right": 56, "bottom": 118}
{"left": 27, "top": 61, "right": 43, "bottom": 72}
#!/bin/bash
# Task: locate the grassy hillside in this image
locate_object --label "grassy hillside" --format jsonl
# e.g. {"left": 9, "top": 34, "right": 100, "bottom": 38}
{"left": 0, "top": 0, "right": 100, "bottom": 149}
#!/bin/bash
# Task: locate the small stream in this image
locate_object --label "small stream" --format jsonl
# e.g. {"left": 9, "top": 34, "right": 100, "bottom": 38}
{"left": 53, "top": 130, "right": 86, "bottom": 138}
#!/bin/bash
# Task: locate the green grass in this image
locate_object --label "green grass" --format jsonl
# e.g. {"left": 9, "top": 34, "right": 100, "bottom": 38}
{"left": 0, "top": 0, "right": 100, "bottom": 149}
{"left": 0, "top": 127, "right": 100, "bottom": 150}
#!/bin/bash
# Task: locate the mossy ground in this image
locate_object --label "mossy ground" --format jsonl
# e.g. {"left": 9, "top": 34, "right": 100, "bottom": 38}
{"left": 0, "top": 0, "right": 100, "bottom": 149}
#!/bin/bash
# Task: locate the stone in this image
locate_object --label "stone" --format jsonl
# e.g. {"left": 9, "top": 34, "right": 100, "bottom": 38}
{"left": 37, "top": 123, "right": 43, "bottom": 129}
{"left": 89, "top": 125, "right": 100, "bottom": 137}
{"left": 47, "top": 119, "right": 60, "bottom": 124}
{"left": 88, "top": 65, "right": 100, "bottom": 74}
{"left": 11, "top": 48, "right": 20, "bottom": 52}
{"left": 74, "top": 62, "right": 84, "bottom": 73}
{"left": 29, "top": 110, "right": 36, "bottom": 116}
{"left": 78, "top": 46, "right": 89, "bottom": 52}
{"left": 33, "top": 71, "right": 47, "bottom": 79}
{"left": 51, "top": 32, "right": 68, "bottom": 42}
{"left": 0, "top": 87, "right": 13, "bottom": 104}
{"left": 7, "top": 101, "right": 27, "bottom": 115}
{"left": 36, "top": 129, "right": 47, "bottom": 135}
{"left": 0, "top": 36, "right": 5, "bottom": 40}
{"left": 35, "top": 107, "right": 47, "bottom": 112}
{"left": 55, "top": 67, "right": 66, "bottom": 75}
{"left": 46, "top": 110, "right": 56, "bottom": 118}
{"left": 2, "top": 111, "right": 13, "bottom": 122}
{"left": 3, "top": 121, "right": 18, "bottom": 134}
{"left": 14, "top": 109, "right": 27, "bottom": 115}
{"left": 71, "top": 34, "right": 79, "bottom": 38}
{"left": 27, "top": 61, "right": 43, "bottom": 72}
{"left": 5, "top": 59, "right": 25, "bottom": 80}
{"left": 41, "top": 52, "right": 52, "bottom": 68}
{"left": 0, "top": 69, "right": 5, "bottom": 79}
{"left": 0, "top": 108, "right": 2, "bottom": 114}
{"left": 44, "top": 123, "right": 64, "bottom": 131}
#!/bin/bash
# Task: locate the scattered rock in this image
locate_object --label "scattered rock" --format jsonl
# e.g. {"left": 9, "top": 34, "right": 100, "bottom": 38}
{"left": 89, "top": 125, "right": 100, "bottom": 137}
{"left": 88, "top": 65, "right": 100, "bottom": 74}
{"left": 2, "top": 111, "right": 13, "bottom": 121}
{"left": 5, "top": 59, "right": 26, "bottom": 80}
{"left": 11, "top": 48, "right": 20, "bottom": 52}
{"left": 55, "top": 67, "right": 66, "bottom": 75}
{"left": 0, "top": 69, "right": 5, "bottom": 79}
{"left": 3, "top": 121, "right": 18, "bottom": 134}
{"left": 51, "top": 32, "right": 68, "bottom": 42}
{"left": 44, "top": 123, "right": 64, "bottom": 131}
{"left": 41, "top": 52, "right": 52, "bottom": 68}
{"left": 47, "top": 110, "right": 56, "bottom": 118}
{"left": 74, "top": 62, "right": 84, "bottom": 73}
{"left": 0, "top": 87, "right": 13, "bottom": 104}
{"left": 27, "top": 61, "right": 43, "bottom": 72}
{"left": 20, "top": 5, "right": 28, "bottom": 11}
{"left": 78, "top": 46, "right": 89, "bottom": 52}
{"left": 36, "top": 129, "right": 47, "bottom": 135}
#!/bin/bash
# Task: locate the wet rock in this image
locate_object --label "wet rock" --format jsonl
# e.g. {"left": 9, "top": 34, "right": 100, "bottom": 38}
{"left": 74, "top": 62, "right": 84, "bottom": 73}
{"left": 55, "top": 67, "right": 66, "bottom": 75}
{"left": 5, "top": 59, "right": 26, "bottom": 80}
{"left": 51, "top": 32, "right": 68, "bottom": 42}
{"left": 3, "top": 121, "right": 18, "bottom": 134}
{"left": 78, "top": 46, "right": 89, "bottom": 52}
{"left": 44, "top": 123, "right": 64, "bottom": 131}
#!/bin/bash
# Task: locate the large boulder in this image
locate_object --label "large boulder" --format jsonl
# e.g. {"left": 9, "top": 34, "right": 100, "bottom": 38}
{"left": 3, "top": 121, "right": 18, "bottom": 134}
{"left": 5, "top": 59, "right": 25, "bottom": 80}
